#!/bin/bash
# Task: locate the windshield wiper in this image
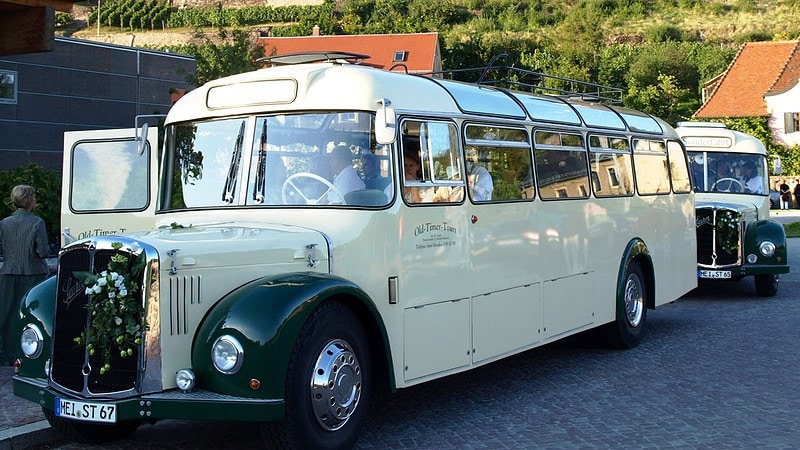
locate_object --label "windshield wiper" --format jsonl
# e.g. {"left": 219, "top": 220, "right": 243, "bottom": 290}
{"left": 222, "top": 121, "right": 245, "bottom": 203}
{"left": 253, "top": 119, "right": 268, "bottom": 203}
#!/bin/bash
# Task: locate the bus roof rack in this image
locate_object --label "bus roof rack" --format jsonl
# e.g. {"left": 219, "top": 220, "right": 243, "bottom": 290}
{"left": 424, "top": 53, "right": 624, "bottom": 105}
{"left": 258, "top": 51, "right": 371, "bottom": 66}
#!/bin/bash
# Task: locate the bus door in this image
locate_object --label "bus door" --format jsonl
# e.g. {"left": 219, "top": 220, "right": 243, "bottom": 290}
{"left": 461, "top": 125, "right": 546, "bottom": 364}
{"left": 396, "top": 119, "right": 473, "bottom": 383}
{"left": 61, "top": 128, "right": 159, "bottom": 248}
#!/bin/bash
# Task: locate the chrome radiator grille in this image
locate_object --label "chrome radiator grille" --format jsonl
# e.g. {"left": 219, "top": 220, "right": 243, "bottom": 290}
{"left": 696, "top": 207, "right": 741, "bottom": 268}
{"left": 50, "top": 245, "right": 142, "bottom": 396}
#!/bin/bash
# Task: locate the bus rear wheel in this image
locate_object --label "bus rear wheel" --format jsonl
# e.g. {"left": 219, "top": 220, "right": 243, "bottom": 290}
{"left": 600, "top": 262, "right": 647, "bottom": 349}
{"left": 754, "top": 274, "right": 779, "bottom": 297}
{"left": 262, "top": 302, "right": 370, "bottom": 450}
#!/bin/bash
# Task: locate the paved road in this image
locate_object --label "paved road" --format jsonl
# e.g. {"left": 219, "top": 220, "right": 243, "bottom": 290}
{"left": 25, "top": 239, "right": 800, "bottom": 449}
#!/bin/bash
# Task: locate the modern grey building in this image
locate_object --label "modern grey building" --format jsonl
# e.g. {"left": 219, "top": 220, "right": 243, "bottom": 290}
{"left": 0, "top": 36, "right": 195, "bottom": 171}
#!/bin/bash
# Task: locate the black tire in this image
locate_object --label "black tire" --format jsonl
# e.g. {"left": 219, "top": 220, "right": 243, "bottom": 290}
{"left": 42, "top": 407, "right": 141, "bottom": 443}
{"left": 754, "top": 274, "right": 779, "bottom": 297}
{"left": 262, "top": 302, "right": 370, "bottom": 449}
{"left": 599, "top": 262, "right": 647, "bottom": 349}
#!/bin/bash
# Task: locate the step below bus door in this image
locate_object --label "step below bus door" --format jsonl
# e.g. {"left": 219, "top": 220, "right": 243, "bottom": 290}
{"left": 61, "top": 128, "right": 159, "bottom": 248}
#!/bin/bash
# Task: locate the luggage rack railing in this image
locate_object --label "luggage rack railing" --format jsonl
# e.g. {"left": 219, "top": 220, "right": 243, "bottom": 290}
{"left": 423, "top": 53, "right": 624, "bottom": 104}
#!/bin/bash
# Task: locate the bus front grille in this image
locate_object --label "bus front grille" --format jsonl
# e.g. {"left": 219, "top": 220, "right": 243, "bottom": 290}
{"left": 50, "top": 245, "right": 141, "bottom": 396}
{"left": 696, "top": 207, "right": 741, "bottom": 268}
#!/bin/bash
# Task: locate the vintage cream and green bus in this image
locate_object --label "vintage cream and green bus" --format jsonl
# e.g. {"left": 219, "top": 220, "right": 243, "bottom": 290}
{"left": 676, "top": 122, "right": 789, "bottom": 296}
{"left": 14, "top": 53, "right": 696, "bottom": 449}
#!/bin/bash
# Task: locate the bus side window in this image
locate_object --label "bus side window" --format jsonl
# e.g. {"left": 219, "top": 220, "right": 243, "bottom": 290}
{"left": 667, "top": 140, "right": 692, "bottom": 193}
{"left": 633, "top": 139, "right": 671, "bottom": 195}
{"left": 588, "top": 135, "right": 634, "bottom": 197}
{"left": 463, "top": 125, "right": 532, "bottom": 202}
{"left": 401, "top": 119, "right": 464, "bottom": 204}
{"left": 534, "top": 130, "right": 590, "bottom": 200}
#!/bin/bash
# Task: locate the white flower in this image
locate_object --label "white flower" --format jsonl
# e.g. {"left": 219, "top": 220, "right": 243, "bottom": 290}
{"left": 108, "top": 291, "right": 115, "bottom": 299}
{"left": 110, "top": 272, "right": 119, "bottom": 281}
{"left": 115, "top": 317, "right": 122, "bottom": 326}
{"left": 85, "top": 287, "right": 94, "bottom": 295}
{"left": 93, "top": 285, "right": 103, "bottom": 294}
{"left": 97, "top": 277, "right": 107, "bottom": 287}
{"left": 115, "top": 278, "right": 124, "bottom": 288}
{"left": 119, "top": 287, "right": 128, "bottom": 297}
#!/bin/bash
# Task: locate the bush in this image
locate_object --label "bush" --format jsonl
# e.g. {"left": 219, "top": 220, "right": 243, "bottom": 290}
{"left": 0, "top": 164, "right": 62, "bottom": 253}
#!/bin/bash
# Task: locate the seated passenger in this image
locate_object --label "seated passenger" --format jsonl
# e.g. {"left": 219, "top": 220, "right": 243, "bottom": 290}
{"left": 362, "top": 153, "right": 390, "bottom": 191}
{"left": 466, "top": 161, "right": 493, "bottom": 201}
{"left": 741, "top": 161, "right": 764, "bottom": 194}
{"left": 327, "top": 143, "right": 365, "bottom": 204}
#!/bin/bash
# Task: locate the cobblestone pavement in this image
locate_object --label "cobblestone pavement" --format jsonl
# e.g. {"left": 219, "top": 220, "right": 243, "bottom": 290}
{"left": 6, "top": 239, "right": 800, "bottom": 449}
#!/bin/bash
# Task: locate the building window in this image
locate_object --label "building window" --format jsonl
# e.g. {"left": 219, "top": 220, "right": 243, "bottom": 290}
{"left": 785, "top": 112, "right": 799, "bottom": 133}
{"left": 393, "top": 51, "right": 407, "bottom": 62}
{"left": 0, "top": 70, "right": 17, "bottom": 104}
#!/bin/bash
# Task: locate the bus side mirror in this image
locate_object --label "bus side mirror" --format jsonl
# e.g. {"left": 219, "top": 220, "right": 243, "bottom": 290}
{"left": 773, "top": 157, "right": 782, "bottom": 175}
{"left": 136, "top": 122, "right": 149, "bottom": 156}
{"left": 375, "top": 98, "right": 397, "bottom": 145}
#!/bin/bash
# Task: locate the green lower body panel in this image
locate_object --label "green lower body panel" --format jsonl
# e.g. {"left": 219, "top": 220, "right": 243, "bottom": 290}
{"left": 13, "top": 376, "right": 285, "bottom": 423}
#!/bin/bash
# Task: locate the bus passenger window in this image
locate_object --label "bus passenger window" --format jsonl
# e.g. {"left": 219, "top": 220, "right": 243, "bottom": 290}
{"left": 463, "top": 125, "right": 532, "bottom": 202}
{"left": 633, "top": 139, "right": 671, "bottom": 195}
{"left": 400, "top": 119, "right": 463, "bottom": 204}
{"left": 534, "top": 130, "right": 589, "bottom": 200}
{"left": 667, "top": 140, "right": 692, "bottom": 193}
{"left": 589, "top": 135, "right": 633, "bottom": 197}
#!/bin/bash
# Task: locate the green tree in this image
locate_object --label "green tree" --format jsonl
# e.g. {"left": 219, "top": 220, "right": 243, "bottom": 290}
{"left": 624, "top": 74, "right": 698, "bottom": 125}
{"left": 627, "top": 41, "right": 699, "bottom": 91}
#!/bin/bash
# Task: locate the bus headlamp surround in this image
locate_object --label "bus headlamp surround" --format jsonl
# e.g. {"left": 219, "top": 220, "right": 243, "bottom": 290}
{"left": 759, "top": 241, "right": 776, "bottom": 257}
{"left": 212, "top": 335, "right": 244, "bottom": 374}
{"left": 20, "top": 324, "right": 44, "bottom": 359}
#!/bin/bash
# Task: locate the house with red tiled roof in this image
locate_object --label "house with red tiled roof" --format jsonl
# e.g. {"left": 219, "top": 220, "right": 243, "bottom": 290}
{"left": 258, "top": 30, "right": 441, "bottom": 73}
{"left": 695, "top": 39, "right": 800, "bottom": 147}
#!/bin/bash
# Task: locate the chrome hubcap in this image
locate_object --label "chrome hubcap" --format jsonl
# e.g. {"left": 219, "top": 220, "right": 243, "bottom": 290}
{"left": 310, "top": 339, "right": 362, "bottom": 431}
{"left": 624, "top": 272, "right": 644, "bottom": 327}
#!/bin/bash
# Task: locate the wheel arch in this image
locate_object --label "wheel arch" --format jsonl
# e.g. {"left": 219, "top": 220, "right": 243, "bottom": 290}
{"left": 192, "top": 272, "right": 394, "bottom": 400}
{"left": 618, "top": 238, "right": 655, "bottom": 310}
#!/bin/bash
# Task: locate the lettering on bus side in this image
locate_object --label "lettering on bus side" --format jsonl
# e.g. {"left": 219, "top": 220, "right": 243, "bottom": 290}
{"left": 77, "top": 228, "right": 128, "bottom": 240}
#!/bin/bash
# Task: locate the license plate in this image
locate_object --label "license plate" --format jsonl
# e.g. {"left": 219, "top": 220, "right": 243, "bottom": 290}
{"left": 698, "top": 270, "right": 732, "bottom": 279}
{"left": 55, "top": 398, "right": 117, "bottom": 423}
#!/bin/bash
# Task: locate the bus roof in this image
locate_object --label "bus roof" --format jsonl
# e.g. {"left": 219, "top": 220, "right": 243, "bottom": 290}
{"left": 675, "top": 121, "right": 767, "bottom": 155}
{"left": 166, "top": 59, "right": 674, "bottom": 137}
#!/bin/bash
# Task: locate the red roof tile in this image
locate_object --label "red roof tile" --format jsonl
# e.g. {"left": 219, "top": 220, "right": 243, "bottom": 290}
{"left": 695, "top": 40, "right": 800, "bottom": 118}
{"left": 258, "top": 32, "right": 441, "bottom": 73}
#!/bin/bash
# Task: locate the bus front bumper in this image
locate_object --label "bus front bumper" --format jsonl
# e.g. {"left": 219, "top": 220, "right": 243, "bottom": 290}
{"left": 697, "top": 263, "right": 790, "bottom": 279}
{"left": 13, "top": 375, "right": 285, "bottom": 423}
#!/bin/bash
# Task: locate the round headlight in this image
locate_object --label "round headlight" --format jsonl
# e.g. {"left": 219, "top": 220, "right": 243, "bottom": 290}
{"left": 759, "top": 241, "right": 776, "bottom": 257}
{"left": 20, "top": 324, "right": 44, "bottom": 359}
{"left": 175, "top": 369, "right": 196, "bottom": 392}
{"left": 212, "top": 335, "right": 244, "bottom": 374}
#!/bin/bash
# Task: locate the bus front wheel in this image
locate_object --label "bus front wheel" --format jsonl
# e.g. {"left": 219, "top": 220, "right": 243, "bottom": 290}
{"left": 754, "top": 274, "right": 779, "bottom": 297}
{"left": 600, "top": 262, "right": 647, "bottom": 349}
{"left": 263, "top": 301, "right": 371, "bottom": 449}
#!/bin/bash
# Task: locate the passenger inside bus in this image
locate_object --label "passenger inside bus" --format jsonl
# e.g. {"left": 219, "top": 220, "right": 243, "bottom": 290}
{"left": 741, "top": 161, "right": 764, "bottom": 194}
{"left": 400, "top": 149, "right": 425, "bottom": 203}
{"left": 327, "top": 143, "right": 365, "bottom": 204}
{"left": 466, "top": 160, "right": 494, "bottom": 201}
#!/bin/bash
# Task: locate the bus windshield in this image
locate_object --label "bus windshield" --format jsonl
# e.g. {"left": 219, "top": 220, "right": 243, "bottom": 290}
{"left": 161, "top": 112, "right": 393, "bottom": 209}
{"left": 687, "top": 151, "right": 767, "bottom": 195}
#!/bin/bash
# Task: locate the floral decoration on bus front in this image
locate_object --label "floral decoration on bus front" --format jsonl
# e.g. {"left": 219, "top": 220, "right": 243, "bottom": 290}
{"left": 73, "top": 242, "right": 148, "bottom": 374}
{"left": 716, "top": 210, "right": 740, "bottom": 253}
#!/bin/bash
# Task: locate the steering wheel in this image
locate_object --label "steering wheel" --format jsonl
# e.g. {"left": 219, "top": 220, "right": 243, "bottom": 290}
{"left": 711, "top": 177, "right": 744, "bottom": 193}
{"left": 281, "top": 172, "right": 346, "bottom": 205}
